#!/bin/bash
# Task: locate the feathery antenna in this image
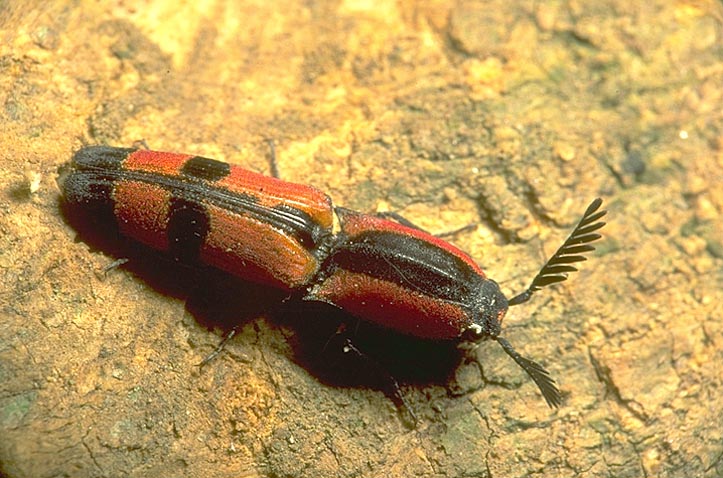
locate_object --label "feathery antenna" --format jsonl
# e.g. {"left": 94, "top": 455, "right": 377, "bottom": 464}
{"left": 497, "top": 337, "right": 562, "bottom": 407}
{"left": 509, "top": 198, "right": 606, "bottom": 306}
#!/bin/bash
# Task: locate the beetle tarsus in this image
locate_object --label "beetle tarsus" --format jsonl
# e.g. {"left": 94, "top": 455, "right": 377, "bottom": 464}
{"left": 342, "top": 338, "right": 419, "bottom": 426}
{"left": 375, "top": 211, "right": 476, "bottom": 238}
{"left": 265, "top": 138, "right": 280, "bottom": 179}
{"left": 198, "top": 327, "right": 238, "bottom": 368}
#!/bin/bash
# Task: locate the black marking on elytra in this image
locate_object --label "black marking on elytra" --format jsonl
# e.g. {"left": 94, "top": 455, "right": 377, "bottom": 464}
{"left": 59, "top": 170, "right": 118, "bottom": 230}
{"left": 61, "top": 171, "right": 115, "bottom": 206}
{"left": 170, "top": 181, "right": 330, "bottom": 256}
{"left": 329, "top": 230, "right": 486, "bottom": 302}
{"left": 181, "top": 156, "right": 231, "bottom": 183}
{"left": 72, "top": 146, "right": 135, "bottom": 171}
{"left": 167, "top": 197, "right": 211, "bottom": 263}
{"left": 266, "top": 204, "right": 329, "bottom": 250}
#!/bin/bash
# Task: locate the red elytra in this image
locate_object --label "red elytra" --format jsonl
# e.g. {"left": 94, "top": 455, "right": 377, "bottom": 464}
{"left": 60, "top": 146, "right": 334, "bottom": 289}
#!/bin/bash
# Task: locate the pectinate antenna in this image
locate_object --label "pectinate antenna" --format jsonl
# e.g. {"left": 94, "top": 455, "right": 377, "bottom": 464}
{"left": 509, "top": 198, "right": 606, "bottom": 306}
{"left": 496, "top": 337, "right": 561, "bottom": 407}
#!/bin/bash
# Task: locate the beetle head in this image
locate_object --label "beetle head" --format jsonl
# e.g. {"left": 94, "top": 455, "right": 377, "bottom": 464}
{"left": 461, "top": 279, "right": 507, "bottom": 342}
{"left": 461, "top": 278, "right": 562, "bottom": 408}
{"left": 457, "top": 199, "right": 606, "bottom": 408}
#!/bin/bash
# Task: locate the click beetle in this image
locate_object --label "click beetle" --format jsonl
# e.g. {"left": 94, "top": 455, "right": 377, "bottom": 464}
{"left": 59, "top": 145, "right": 606, "bottom": 408}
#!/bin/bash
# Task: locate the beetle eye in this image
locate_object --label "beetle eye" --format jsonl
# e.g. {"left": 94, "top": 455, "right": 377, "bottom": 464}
{"left": 496, "top": 308, "right": 506, "bottom": 324}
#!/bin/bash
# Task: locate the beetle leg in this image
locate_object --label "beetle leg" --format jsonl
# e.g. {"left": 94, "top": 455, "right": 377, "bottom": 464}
{"left": 375, "top": 211, "right": 426, "bottom": 231}
{"left": 264, "top": 138, "right": 280, "bottom": 179}
{"left": 321, "top": 322, "right": 350, "bottom": 355}
{"left": 375, "top": 211, "right": 475, "bottom": 238}
{"left": 96, "top": 257, "right": 129, "bottom": 280}
{"left": 198, "top": 327, "right": 238, "bottom": 368}
{"left": 341, "top": 337, "right": 418, "bottom": 427}
{"left": 130, "top": 139, "right": 151, "bottom": 150}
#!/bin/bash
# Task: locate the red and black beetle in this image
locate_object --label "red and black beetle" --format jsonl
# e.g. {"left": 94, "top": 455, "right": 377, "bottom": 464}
{"left": 60, "top": 145, "right": 606, "bottom": 408}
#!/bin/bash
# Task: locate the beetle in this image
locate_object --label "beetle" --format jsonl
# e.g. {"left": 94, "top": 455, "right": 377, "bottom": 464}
{"left": 59, "top": 145, "right": 606, "bottom": 408}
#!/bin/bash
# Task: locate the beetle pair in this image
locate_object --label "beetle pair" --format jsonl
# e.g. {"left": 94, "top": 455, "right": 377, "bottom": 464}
{"left": 60, "top": 145, "right": 606, "bottom": 408}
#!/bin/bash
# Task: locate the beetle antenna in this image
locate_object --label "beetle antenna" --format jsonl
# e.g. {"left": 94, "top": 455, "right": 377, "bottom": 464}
{"left": 496, "top": 337, "right": 562, "bottom": 407}
{"left": 509, "top": 198, "right": 606, "bottom": 306}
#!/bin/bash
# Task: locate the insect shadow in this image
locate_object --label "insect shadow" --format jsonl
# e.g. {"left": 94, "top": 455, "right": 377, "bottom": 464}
{"left": 59, "top": 201, "right": 465, "bottom": 408}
